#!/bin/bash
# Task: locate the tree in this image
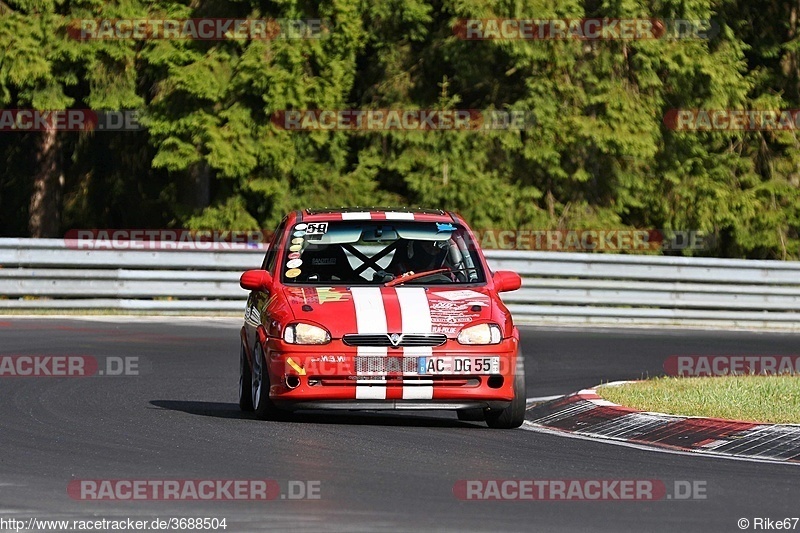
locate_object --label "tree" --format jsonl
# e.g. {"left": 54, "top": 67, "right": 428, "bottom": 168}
{"left": 0, "top": 0, "right": 143, "bottom": 236}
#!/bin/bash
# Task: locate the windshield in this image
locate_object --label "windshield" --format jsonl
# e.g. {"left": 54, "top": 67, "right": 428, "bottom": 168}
{"left": 280, "top": 221, "right": 486, "bottom": 285}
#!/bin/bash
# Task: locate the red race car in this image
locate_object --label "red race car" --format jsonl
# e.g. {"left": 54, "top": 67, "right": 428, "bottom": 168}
{"left": 238, "top": 208, "right": 525, "bottom": 428}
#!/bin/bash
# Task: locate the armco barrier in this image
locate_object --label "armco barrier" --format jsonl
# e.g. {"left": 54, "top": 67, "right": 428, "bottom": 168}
{"left": 1, "top": 239, "right": 799, "bottom": 329}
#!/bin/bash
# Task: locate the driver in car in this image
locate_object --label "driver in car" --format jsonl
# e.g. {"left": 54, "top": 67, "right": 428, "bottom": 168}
{"left": 374, "top": 239, "right": 451, "bottom": 282}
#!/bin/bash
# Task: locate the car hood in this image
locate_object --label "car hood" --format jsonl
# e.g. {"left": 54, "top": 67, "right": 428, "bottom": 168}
{"left": 281, "top": 285, "right": 496, "bottom": 339}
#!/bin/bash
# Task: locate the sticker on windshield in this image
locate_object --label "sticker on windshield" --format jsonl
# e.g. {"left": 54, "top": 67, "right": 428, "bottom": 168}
{"left": 289, "top": 244, "right": 302, "bottom": 252}
{"left": 286, "top": 259, "right": 303, "bottom": 269}
{"left": 436, "top": 223, "right": 456, "bottom": 232}
{"left": 288, "top": 252, "right": 301, "bottom": 260}
{"left": 285, "top": 268, "right": 302, "bottom": 278}
{"left": 294, "top": 223, "right": 308, "bottom": 231}
{"left": 293, "top": 230, "right": 306, "bottom": 237}
{"left": 305, "top": 222, "right": 329, "bottom": 235}
{"left": 291, "top": 238, "right": 304, "bottom": 245}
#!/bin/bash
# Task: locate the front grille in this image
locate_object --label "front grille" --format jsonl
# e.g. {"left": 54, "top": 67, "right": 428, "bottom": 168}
{"left": 356, "top": 356, "right": 418, "bottom": 374}
{"left": 342, "top": 333, "right": 447, "bottom": 347}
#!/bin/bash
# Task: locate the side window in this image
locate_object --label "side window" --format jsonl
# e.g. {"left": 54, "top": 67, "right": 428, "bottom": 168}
{"left": 261, "top": 218, "right": 288, "bottom": 273}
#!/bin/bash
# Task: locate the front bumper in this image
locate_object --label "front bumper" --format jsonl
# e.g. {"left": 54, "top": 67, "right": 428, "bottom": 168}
{"left": 276, "top": 400, "right": 511, "bottom": 411}
{"left": 263, "top": 336, "right": 520, "bottom": 406}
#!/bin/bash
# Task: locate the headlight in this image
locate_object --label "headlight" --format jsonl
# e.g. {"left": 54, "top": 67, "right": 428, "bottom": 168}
{"left": 283, "top": 323, "right": 331, "bottom": 345}
{"left": 457, "top": 323, "right": 502, "bottom": 345}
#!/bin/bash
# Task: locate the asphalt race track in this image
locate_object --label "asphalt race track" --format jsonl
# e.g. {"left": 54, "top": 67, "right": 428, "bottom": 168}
{"left": 1, "top": 318, "right": 798, "bottom": 532}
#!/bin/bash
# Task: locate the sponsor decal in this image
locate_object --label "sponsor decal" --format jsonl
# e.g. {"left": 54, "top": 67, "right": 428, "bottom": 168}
{"left": 428, "top": 293, "right": 485, "bottom": 327}
{"left": 286, "top": 287, "right": 350, "bottom": 305}
{"left": 431, "top": 290, "right": 488, "bottom": 301}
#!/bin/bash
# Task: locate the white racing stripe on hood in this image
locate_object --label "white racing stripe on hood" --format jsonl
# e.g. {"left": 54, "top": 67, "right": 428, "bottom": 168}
{"left": 351, "top": 287, "right": 387, "bottom": 399}
{"left": 396, "top": 287, "right": 433, "bottom": 400}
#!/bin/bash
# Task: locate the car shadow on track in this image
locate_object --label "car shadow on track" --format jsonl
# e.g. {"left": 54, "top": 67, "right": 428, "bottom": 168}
{"left": 149, "top": 400, "right": 480, "bottom": 428}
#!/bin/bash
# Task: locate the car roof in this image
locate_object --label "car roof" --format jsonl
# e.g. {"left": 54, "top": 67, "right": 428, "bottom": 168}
{"left": 298, "top": 207, "right": 459, "bottom": 223}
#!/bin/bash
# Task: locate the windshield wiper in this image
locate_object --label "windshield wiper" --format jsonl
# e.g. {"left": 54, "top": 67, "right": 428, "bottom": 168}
{"left": 384, "top": 268, "right": 450, "bottom": 287}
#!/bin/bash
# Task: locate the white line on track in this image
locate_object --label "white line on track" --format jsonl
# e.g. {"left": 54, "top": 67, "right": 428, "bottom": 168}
{"left": 520, "top": 421, "right": 800, "bottom": 467}
{"left": 526, "top": 395, "right": 563, "bottom": 404}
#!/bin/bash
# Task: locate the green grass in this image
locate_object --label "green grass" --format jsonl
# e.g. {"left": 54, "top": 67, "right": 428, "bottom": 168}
{"left": 597, "top": 376, "right": 800, "bottom": 425}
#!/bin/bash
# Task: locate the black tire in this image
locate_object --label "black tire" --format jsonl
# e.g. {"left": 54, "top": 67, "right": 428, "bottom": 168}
{"left": 484, "top": 354, "right": 526, "bottom": 429}
{"left": 251, "top": 343, "right": 286, "bottom": 420}
{"left": 456, "top": 408, "right": 486, "bottom": 422}
{"left": 238, "top": 342, "right": 254, "bottom": 412}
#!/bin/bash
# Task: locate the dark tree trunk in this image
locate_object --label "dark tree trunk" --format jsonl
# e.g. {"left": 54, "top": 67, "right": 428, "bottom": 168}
{"left": 28, "top": 128, "right": 63, "bottom": 238}
{"left": 191, "top": 161, "right": 211, "bottom": 208}
{"left": 789, "top": 1, "right": 800, "bottom": 103}
{"left": 179, "top": 161, "right": 211, "bottom": 210}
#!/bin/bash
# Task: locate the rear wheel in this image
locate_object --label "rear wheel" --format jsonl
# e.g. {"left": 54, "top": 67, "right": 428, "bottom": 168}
{"left": 238, "top": 342, "right": 254, "bottom": 412}
{"left": 484, "top": 353, "right": 526, "bottom": 429}
{"left": 251, "top": 343, "right": 286, "bottom": 420}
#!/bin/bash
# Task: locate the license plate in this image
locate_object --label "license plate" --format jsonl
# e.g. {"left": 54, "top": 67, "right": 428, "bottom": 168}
{"left": 417, "top": 356, "right": 500, "bottom": 375}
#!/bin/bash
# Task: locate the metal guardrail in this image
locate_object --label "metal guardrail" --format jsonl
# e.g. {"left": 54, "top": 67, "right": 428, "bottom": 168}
{"left": 1, "top": 239, "right": 799, "bottom": 329}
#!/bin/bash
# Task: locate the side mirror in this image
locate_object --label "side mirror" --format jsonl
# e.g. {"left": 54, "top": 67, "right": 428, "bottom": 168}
{"left": 240, "top": 270, "right": 273, "bottom": 292}
{"left": 493, "top": 270, "right": 522, "bottom": 293}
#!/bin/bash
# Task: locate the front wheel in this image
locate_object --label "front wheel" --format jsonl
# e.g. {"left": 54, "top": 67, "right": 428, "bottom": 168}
{"left": 251, "top": 343, "right": 286, "bottom": 420}
{"left": 238, "top": 342, "right": 254, "bottom": 412}
{"left": 485, "top": 353, "right": 526, "bottom": 429}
